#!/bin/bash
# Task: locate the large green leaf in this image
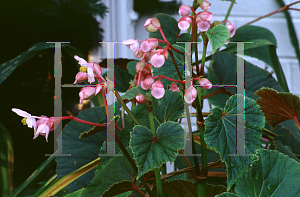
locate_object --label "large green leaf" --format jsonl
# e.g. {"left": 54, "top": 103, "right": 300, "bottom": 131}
{"left": 152, "top": 45, "right": 185, "bottom": 88}
{"left": 206, "top": 25, "right": 230, "bottom": 53}
{"left": 153, "top": 180, "right": 228, "bottom": 197}
{"left": 0, "top": 122, "right": 13, "bottom": 197}
{"left": 274, "top": 140, "right": 300, "bottom": 162}
{"left": 55, "top": 107, "right": 107, "bottom": 194}
{"left": 81, "top": 149, "right": 136, "bottom": 197}
{"left": 149, "top": 13, "right": 180, "bottom": 47}
{"left": 216, "top": 192, "right": 237, "bottom": 197}
{"left": 0, "top": 42, "right": 85, "bottom": 85}
{"left": 235, "top": 149, "right": 300, "bottom": 196}
{"left": 126, "top": 60, "right": 138, "bottom": 76}
{"left": 64, "top": 188, "right": 84, "bottom": 197}
{"left": 206, "top": 52, "right": 283, "bottom": 108}
{"left": 130, "top": 122, "right": 185, "bottom": 179}
{"left": 153, "top": 90, "right": 184, "bottom": 124}
{"left": 204, "top": 95, "right": 265, "bottom": 190}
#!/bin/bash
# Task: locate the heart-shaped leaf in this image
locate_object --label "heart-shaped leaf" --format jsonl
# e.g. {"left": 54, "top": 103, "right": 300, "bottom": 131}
{"left": 204, "top": 95, "right": 265, "bottom": 190}
{"left": 121, "top": 86, "right": 148, "bottom": 100}
{"left": 255, "top": 87, "right": 300, "bottom": 129}
{"left": 130, "top": 122, "right": 185, "bottom": 178}
{"left": 206, "top": 25, "right": 229, "bottom": 53}
{"left": 235, "top": 149, "right": 300, "bottom": 196}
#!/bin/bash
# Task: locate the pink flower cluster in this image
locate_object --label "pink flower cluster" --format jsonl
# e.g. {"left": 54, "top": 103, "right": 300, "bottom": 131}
{"left": 11, "top": 108, "right": 60, "bottom": 142}
{"left": 73, "top": 56, "right": 114, "bottom": 104}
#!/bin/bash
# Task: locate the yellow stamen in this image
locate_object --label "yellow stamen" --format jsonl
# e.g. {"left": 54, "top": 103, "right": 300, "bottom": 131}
{"left": 80, "top": 66, "right": 87, "bottom": 73}
{"left": 21, "top": 117, "right": 27, "bottom": 125}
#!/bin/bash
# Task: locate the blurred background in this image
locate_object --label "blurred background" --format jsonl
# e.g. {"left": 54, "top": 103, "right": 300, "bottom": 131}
{"left": 0, "top": 0, "right": 299, "bottom": 195}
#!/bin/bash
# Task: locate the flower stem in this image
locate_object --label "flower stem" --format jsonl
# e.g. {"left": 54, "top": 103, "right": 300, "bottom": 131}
{"left": 224, "top": 1, "right": 235, "bottom": 21}
{"left": 161, "top": 163, "right": 167, "bottom": 175}
{"left": 169, "top": 50, "right": 184, "bottom": 81}
{"left": 242, "top": 1, "right": 300, "bottom": 26}
{"left": 159, "top": 28, "right": 168, "bottom": 42}
{"left": 115, "top": 90, "right": 140, "bottom": 125}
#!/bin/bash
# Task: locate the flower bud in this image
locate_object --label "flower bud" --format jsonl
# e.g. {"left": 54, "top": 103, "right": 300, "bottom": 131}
{"left": 199, "top": 78, "right": 212, "bottom": 89}
{"left": 136, "top": 61, "right": 146, "bottom": 72}
{"left": 142, "top": 64, "right": 152, "bottom": 76}
{"left": 136, "top": 93, "right": 147, "bottom": 104}
{"left": 227, "top": 23, "right": 236, "bottom": 38}
{"left": 141, "top": 77, "right": 154, "bottom": 90}
{"left": 93, "top": 63, "right": 102, "bottom": 76}
{"left": 122, "top": 39, "right": 139, "bottom": 54}
{"left": 73, "top": 72, "right": 88, "bottom": 84}
{"left": 151, "top": 80, "right": 165, "bottom": 99}
{"left": 150, "top": 49, "right": 168, "bottom": 68}
{"left": 200, "top": 0, "right": 211, "bottom": 10}
{"left": 79, "top": 87, "right": 96, "bottom": 103}
{"left": 185, "top": 86, "right": 197, "bottom": 104}
{"left": 178, "top": 16, "right": 192, "bottom": 31}
{"left": 140, "top": 38, "right": 158, "bottom": 52}
{"left": 170, "top": 83, "right": 180, "bottom": 92}
{"left": 179, "top": 5, "right": 191, "bottom": 16}
{"left": 199, "top": 11, "right": 213, "bottom": 21}
{"left": 196, "top": 20, "right": 210, "bottom": 32}
{"left": 144, "top": 18, "right": 161, "bottom": 32}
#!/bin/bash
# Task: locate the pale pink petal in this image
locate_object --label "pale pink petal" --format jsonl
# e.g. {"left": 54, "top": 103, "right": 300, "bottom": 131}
{"left": 170, "top": 83, "right": 180, "bottom": 92}
{"left": 141, "top": 77, "right": 154, "bottom": 90}
{"left": 11, "top": 108, "right": 31, "bottom": 118}
{"left": 199, "top": 78, "right": 212, "bottom": 89}
{"left": 141, "top": 41, "right": 152, "bottom": 52}
{"left": 150, "top": 54, "right": 165, "bottom": 68}
{"left": 178, "top": 21, "right": 191, "bottom": 31}
{"left": 151, "top": 81, "right": 165, "bottom": 99}
{"left": 74, "top": 55, "right": 88, "bottom": 66}
{"left": 179, "top": 5, "right": 191, "bottom": 16}
{"left": 185, "top": 86, "right": 197, "bottom": 104}
{"left": 87, "top": 66, "right": 95, "bottom": 83}
{"left": 136, "top": 94, "right": 147, "bottom": 104}
{"left": 197, "top": 21, "right": 210, "bottom": 32}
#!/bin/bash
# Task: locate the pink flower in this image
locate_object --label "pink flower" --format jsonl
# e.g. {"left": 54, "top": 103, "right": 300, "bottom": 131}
{"left": 170, "top": 83, "right": 180, "bottom": 92}
{"left": 150, "top": 49, "right": 168, "bottom": 68}
{"left": 122, "top": 39, "right": 140, "bottom": 55}
{"left": 200, "top": 0, "right": 211, "bottom": 10}
{"left": 197, "top": 21, "right": 210, "bottom": 32}
{"left": 79, "top": 87, "right": 96, "bottom": 103}
{"left": 73, "top": 72, "right": 88, "bottom": 84}
{"left": 34, "top": 116, "right": 60, "bottom": 142}
{"left": 185, "top": 86, "right": 197, "bottom": 104}
{"left": 136, "top": 94, "right": 147, "bottom": 104}
{"left": 142, "top": 64, "right": 152, "bottom": 76}
{"left": 141, "top": 77, "right": 154, "bottom": 90}
{"left": 227, "top": 23, "right": 236, "bottom": 38}
{"left": 136, "top": 61, "right": 146, "bottom": 72}
{"left": 179, "top": 5, "right": 191, "bottom": 16}
{"left": 199, "top": 78, "right": 212, "bottom": 89}
{"left": 151, "top": 80, "right": 165, "bottom": 99}
{"left": 12, "top": 108, "right": 39, "bottom": 132}
{"left": 178, "top": 16, "right": 192, "bottom": 31}
{"left": 74, "top": 56, "right": 102, "bottom": 84}
{"left": 144, "top": 18, "right": 161, "bottom": 32}
{"left": 140, "top": 38, "right": 158, "bottom": 53}
{"left": 198, "top": 11, "right": 213, "bottom": 21}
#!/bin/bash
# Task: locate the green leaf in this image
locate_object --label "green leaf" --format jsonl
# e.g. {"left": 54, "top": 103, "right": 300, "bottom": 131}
{"left": 153, "top": 180, "right": 228, "bottom": 197}
{"left": 130, "top": 122, "right": 185, "bottom": 178}
{"left": 121, "top": 86, "right": 148, "bottom": 100}
{"left": 275, "top": 0, "right": 300, "bottom": 72}
{"left": 64, "top": 188, "right": 84, "bottom": 197}
{"left": 56, "top": 107, "right": 108, "bottom": 194}
{"left": 115, "top": 66, "right": 134, "bottom": 92}
{"left": 275, "top": 132, "right": 300, "bottom": 156}
{"left": 221, "top": 25, "right": 289, "bottom": 92}
{"left": 255, "top": 87, "right": 300, "bottom": 129}
{"left": 206, "top": 25, "right": 230, "bottom": 53}
{"left": 204, "top": 95, "right": 265, "bottom": 190}
{"left": 81, "top": 149, "right": 136, "bottom": 197}
{"left": 274, "top": 140, "right": 300, "bottom": 162}
{"left": 0, "top": 42, "right": 86, "bottom": 85}
{"left": 235, "top": 149, "right": 300, "bottom": 196}
{"left": 216, "top": 192, "right": 237, "bottom": 197}
{"left": 153, "top": 90, "right": 184, "bottom": 124}
{"left": 149, "top": 13, "right": 180, "bottom": 47}
{"left": 152, "top": 45, "right": 185, "bottom": 87}
{"left": 126, "top": 60, "right": 138, "bottom": 76}
{"left": 206, "top": 52, "right": 283, "bottom": 108}
{"left": 0, "top": 122, "right": 13, "bottom": 197}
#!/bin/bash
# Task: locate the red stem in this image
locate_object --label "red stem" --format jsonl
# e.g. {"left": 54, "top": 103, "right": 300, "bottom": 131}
{"left": 293, "top": 116, "right": 300, "bottom": 131}
{"left": 158, "top": 27, "right": 168, "bottom": 42}
{"left": 69, "top": 115, "right": 106, "bottom": 127}
{"left": 153, "top": 75, "right": 184, "bottom": 83}
{"left": 201, "top": 88, "right": 222, "bottom": 100}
